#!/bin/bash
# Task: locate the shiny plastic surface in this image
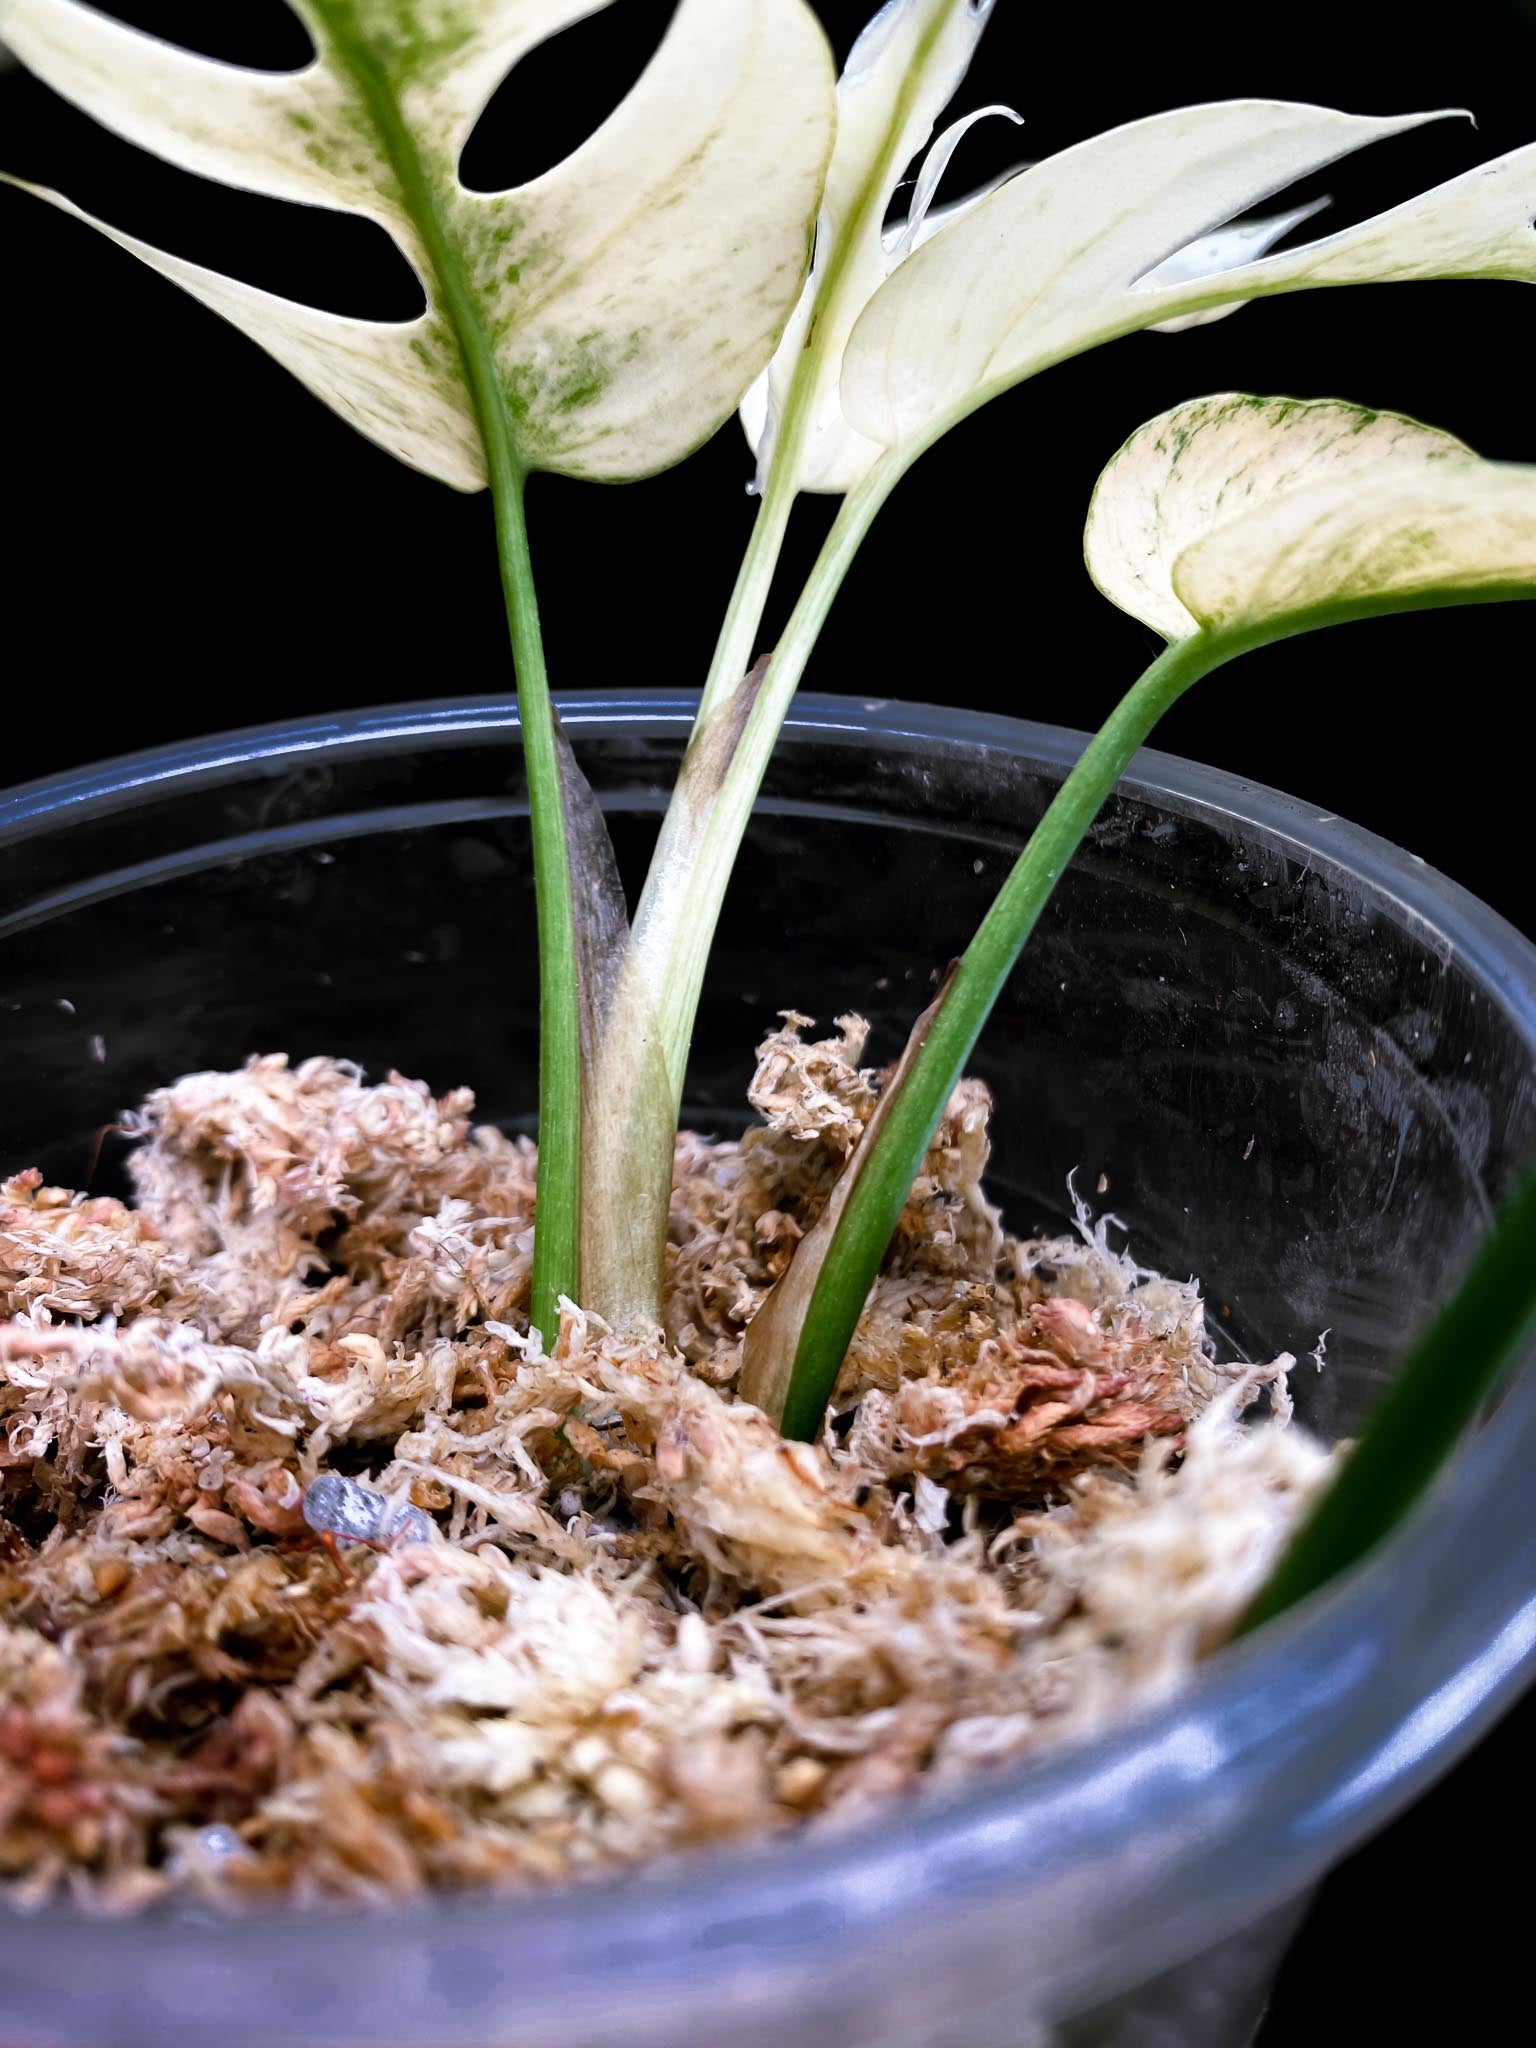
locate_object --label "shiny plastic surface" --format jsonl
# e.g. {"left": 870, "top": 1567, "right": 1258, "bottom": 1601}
{"left": 1, "top": 694, "right": 1532, "bottom": 2047}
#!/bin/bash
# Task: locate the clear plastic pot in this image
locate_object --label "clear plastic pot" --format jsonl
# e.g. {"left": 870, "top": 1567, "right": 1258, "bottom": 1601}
{"left": 1, "top": 693, "right": 1532, "bottom": 2048}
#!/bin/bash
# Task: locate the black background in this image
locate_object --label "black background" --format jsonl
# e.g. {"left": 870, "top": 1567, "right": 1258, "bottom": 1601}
{"left": 2, "top": 2, "right": 1532, "bottom": 2037}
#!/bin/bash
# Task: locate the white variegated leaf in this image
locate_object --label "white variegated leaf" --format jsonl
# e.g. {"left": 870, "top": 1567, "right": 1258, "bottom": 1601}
{"left": 840, "top": 101, "right": 1536, "bottom": 464}
{"left": 887, "top": 155, "right": 1021, "bottom": 253}
{"left": 1, "top": 0, "right": 836, "bottom": 486}
{"left": 1085, "top": 393, "right": 1536, "bottom": 641}
{"left": 741, "top": 0, "right": 1005, "bottom": 496}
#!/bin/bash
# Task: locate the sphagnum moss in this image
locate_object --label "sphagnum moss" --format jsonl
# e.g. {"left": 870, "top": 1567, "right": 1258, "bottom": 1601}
{"left": 0, "top": 1023, "right": 1329, "bottom": 1903}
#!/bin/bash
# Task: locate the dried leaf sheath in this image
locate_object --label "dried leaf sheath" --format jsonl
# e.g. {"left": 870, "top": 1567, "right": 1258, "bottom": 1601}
{"left": 739, "top": 971, "right": 958, "bottom": 1431}
{"left": 550, "top": 718, "right": 675, "bottom": 1326}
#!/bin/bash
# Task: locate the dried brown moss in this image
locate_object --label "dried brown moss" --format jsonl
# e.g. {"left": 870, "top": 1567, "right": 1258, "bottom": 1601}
{"left": 0, "top": 1020, "right": 1333, "bottom": 1908}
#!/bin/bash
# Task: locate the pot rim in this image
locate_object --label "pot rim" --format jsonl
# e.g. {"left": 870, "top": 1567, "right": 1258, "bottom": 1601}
{"left": 2, "top": 690, "right": 1532, "bottom": 2040}
{"left": 4, "top": 686, "right": 1532, "bottom": 1016}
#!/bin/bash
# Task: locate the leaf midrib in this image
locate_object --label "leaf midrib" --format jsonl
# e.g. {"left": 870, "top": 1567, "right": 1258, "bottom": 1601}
{"left": 319, "top": 15, "right": 520, "bottom": 490}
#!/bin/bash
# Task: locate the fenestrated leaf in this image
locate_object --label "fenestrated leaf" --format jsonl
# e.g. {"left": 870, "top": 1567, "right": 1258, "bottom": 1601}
{"left": 1, "top": 0, "right": 836, "bottom": 485}
{"left": 840, "top": 101, "right": 1536, "bottom": 466}
{"left": 1084, "top": 393, "right": 1536, "bottom": 642}
{"left": 741, "top": 0, "right": 1004, "bottom": 496}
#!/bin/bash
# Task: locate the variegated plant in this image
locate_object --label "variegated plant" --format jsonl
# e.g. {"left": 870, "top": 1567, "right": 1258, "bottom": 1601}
{"left": 5, "top": 1, "right": 1535, "bottom": 1492}
{"left": 622, "top": 0, "right": 1536, "bottom": 1351}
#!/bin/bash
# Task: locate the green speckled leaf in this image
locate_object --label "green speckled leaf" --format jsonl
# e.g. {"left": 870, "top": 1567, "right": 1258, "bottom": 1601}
{"left": 1, "top": 0, "right": 835, "bottom": 486}
{"left": 1084, "top": 393, "right": 1536, "bottom": 640}
{"left": 839, "top": 100, "right": 1536, "bottom": 466}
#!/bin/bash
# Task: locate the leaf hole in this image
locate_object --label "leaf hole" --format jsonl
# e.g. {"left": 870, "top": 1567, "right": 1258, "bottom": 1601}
{"left": 1250, "top": 125, "right": 1472, "bottom": 241}
{"left": 5, "top": 83, "right": 424, "bottom": 319}
{"left": 458, "top": 0, "right": 678, "bottom": 193}
{"left": 1126, "top": 121, "right": 1492, "bottom": 296}
{"left": 85, "top": 1, "right": 314, "bottom": 70}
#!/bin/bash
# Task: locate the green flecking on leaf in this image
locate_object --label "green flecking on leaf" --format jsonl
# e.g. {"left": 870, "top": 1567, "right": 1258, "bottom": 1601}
{"left": 742, "top": 393, "right": 1536, "bottom": 1433}
{"left": 1238, "top": 1163, "right": 1536, "bottom": 1636}
{"left": 0, "top": 0, "right": 837, "bottom": 1341}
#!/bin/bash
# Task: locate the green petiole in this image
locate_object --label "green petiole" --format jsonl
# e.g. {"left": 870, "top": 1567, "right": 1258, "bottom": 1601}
{"left": 319, "top": 4, "right": 582, "bottom": 1341}
{"left": 753, "top": 587, "right": 1534, "bottom": 1438}
{"left": 743, "top": 630, "right": 1226, "bottom": 1433}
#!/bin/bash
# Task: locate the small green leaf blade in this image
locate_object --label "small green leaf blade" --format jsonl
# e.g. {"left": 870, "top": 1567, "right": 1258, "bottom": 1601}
{"left": 1238, "top": 1165, "right": 1536, "bottom": 1636}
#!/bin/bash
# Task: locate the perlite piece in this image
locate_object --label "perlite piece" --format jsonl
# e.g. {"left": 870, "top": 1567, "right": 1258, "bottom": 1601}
{"left": 302, "top": 1472, "right": 433, "bottom": 1549}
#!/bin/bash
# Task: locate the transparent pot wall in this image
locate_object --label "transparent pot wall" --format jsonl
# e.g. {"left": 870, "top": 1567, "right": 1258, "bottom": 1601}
{"left": 5, "top": 696, "right": 1527, "bottom": 1426}
{"left": 1, "top": 695, "right": 1533, "bottom": 2048}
